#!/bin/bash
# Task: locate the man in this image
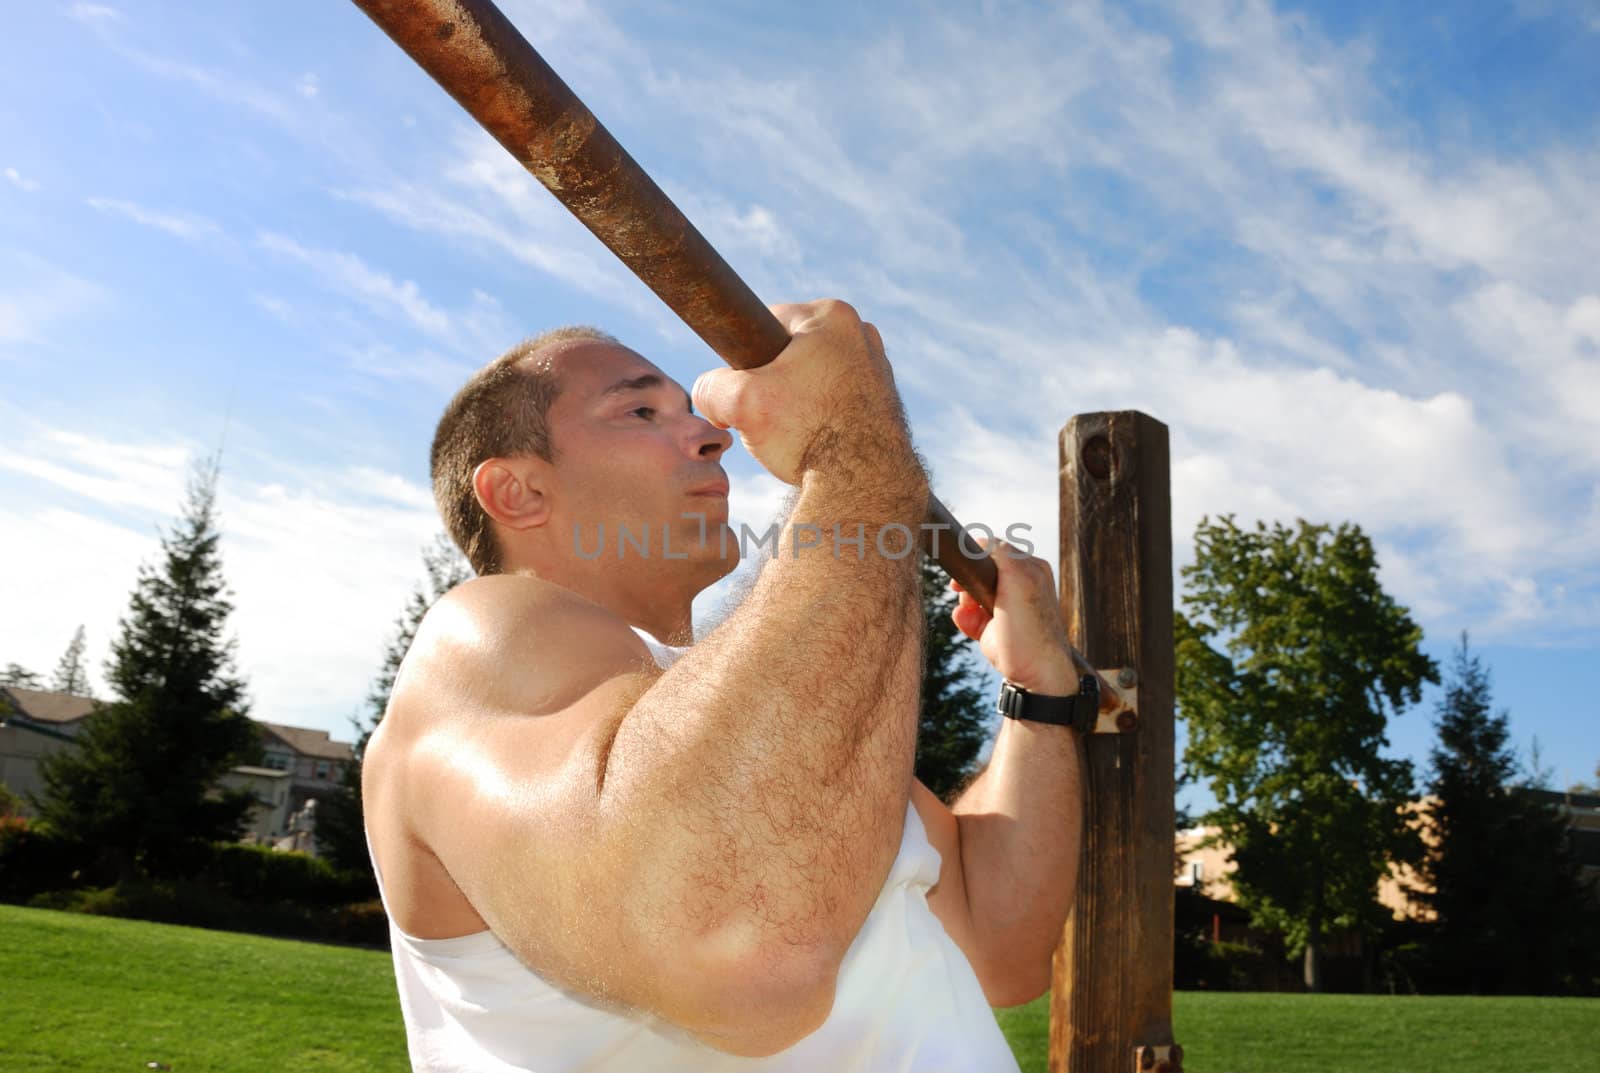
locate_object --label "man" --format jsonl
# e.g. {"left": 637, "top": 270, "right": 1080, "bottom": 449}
{"left": 363, "top": 300, "right": 1086, "bottom": 1070}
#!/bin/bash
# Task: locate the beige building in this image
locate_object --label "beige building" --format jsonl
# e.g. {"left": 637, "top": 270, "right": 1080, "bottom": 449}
{"left": 0, "top": 687, "right": 354, "bottom": 857}
{"left": 1178, "top": 790, "right": 1600, "bottom": 921}
{"left": 256, "top": 721, "right": 353, "bottom": 815}
{"left": 1177, "top": 807, "right": 1445, "bottom": 921}
{"left": 0, "top": 687, "right": 96, "bottom": 814}
{"left": 1527, "top": 788, "right": 1600, "bottom": 893}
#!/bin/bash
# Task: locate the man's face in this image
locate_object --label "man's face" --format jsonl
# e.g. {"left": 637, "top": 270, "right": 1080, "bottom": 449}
{"left": 538, "top": 341, "right": 737, "bottom": 581}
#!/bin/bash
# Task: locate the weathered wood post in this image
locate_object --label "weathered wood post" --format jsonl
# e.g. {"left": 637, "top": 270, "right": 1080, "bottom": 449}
{"left": 1051, "top": 411, "right": 1179, "bottom": 1073}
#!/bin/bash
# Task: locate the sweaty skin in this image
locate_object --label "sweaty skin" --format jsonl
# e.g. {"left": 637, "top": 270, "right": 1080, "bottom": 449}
{"left": 363, "top": 300, "right": 1084, "bottom": 1056}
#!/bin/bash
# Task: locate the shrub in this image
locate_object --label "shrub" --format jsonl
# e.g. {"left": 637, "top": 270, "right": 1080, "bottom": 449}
{"left": 0, "top": 783, "right": 24, "bottom": 817}
{"left": 326, "top": 898, "right": 391, "bottom": 948}
{"left": 202, "top": 842, "right": 369, "bottom": 906}
{"left": 0, "top": 822, "right": 93, "bottom": 904}
{"left": 28, "top": 880, "right": 390, "bottom": 948}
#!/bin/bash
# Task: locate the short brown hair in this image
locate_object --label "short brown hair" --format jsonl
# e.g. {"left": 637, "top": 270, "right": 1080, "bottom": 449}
{"left": 431, "top": 326, "right": 619, "bottom": 575}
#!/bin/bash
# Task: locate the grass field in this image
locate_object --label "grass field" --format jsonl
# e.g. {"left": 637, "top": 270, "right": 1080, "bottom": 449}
{"left": 2, "top": 904, "right": 408, "bottom": 1072}
{"left": 5, "top": 904, "right": 1598, "bottom": 1072}
{"left": 996, "top": 989, "right": 1600, "bottom": 1073}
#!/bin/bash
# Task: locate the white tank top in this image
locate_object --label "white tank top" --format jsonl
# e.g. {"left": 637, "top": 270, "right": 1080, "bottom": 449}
{"left": 373, "top": 627, "right": 1021, "bottom": 1072}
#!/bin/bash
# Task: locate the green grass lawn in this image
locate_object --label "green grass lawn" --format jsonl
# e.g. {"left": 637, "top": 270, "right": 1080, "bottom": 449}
{"left": 6, "top": 904, "right": 1598, "bottom": 1072}
{"left": 996, "top": 990, "right": 1600, "bottom": 1073}
{"left": 1, "top": 904, "right": 409, "bottom": 1072}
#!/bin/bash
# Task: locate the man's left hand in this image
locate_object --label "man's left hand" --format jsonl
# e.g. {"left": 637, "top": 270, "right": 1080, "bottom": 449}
{"left": 950, "top": 540, "right": 1079, "bottom": 696}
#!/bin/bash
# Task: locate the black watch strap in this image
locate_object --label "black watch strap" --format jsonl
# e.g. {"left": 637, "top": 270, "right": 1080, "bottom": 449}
{"left": 996, "top": 675, "right": 1099, "bottom": 733}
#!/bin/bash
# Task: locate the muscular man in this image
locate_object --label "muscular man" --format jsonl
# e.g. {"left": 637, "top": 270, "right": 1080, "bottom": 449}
{"left": 363, "top": 300, "right": 1086, "bottom": 1070}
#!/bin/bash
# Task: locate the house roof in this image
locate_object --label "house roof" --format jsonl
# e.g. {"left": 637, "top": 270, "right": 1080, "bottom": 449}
{"left": 0, "top": 690, "right": 355, "bottom": 762}
{"left": 1522, "top": 787, "right": 1600, "bottom": 814}
{"left": 0, "top": 687, "right": 96, "bottom": 724}
{"left": 258, "top": 721, "right": 355, "bottom": 762}
{"left": 230, "top": 765, "right": 291, "bottom": 779}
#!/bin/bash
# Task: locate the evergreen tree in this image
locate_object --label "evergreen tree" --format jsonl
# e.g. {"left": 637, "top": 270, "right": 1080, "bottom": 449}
{"left": 914, "top": 555, "right": 991, "bottom": 802}
{"left": 317, "top": 533, "right": 470, "bottom": 878}
{"left": 1, "top": 663, "right": 43, "bottom": 688}
{"left": 50, "top": 625, "right": 92, "bottom": 696}
{"left": 35, "top": 459, "right": 259, "bottom": 879}
{"left": 1178, "top": 516, "right": 1437, "bottom": 991}
{"left": 1413, "top": 635, "right": 1597, "bottom": 994}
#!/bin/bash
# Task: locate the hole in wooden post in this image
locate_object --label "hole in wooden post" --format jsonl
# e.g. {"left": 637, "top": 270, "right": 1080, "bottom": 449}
{"left": 1083, "top": 434, "right": 1114, "bottom": 480}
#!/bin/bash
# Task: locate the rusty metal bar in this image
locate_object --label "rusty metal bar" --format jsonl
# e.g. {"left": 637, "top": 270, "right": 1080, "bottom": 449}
{"left": 350, "top": 0, "right": 1009, "bottom": 610}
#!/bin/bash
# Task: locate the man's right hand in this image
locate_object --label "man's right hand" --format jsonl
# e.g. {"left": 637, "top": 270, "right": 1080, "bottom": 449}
{"left": 691, "top": 300, "right": 918, "bottom": 486}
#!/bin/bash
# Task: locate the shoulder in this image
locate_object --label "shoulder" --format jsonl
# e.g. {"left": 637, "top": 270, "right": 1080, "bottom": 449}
{"left": 399, "top": 574, "right": 655, "bottom": 717}
{"left": 420, "top": 574, "right": 643, "bottom": 658}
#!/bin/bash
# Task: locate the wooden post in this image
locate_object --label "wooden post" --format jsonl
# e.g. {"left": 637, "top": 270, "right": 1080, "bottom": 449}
{"left": 1051, "top": 411, "right": 1179, "bottom": 1073}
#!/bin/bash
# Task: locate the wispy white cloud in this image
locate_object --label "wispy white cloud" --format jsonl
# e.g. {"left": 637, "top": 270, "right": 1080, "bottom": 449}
{"left": 66, "top": 3, "right": 300, "bottom": 130}
{"left": 64, "top": 2, "right": 121, "bottom": 26}
{"left": 0, "top": 253, "right": 103, "bottom": 346}
{"left": 257, "top": 232, "right": 452, "bottom": 338}
{"left": 0, "top": 428, "right": 190, "bottom": 513}
{"left": 1516, "top": 0, "right": 1600, "bottom": 32}
{"left": 251, "top": 293, "right": 294, "bottom": 323}
{"left": 0, "top": 504, "right": 156, "bottom": 695}
{"left": 3, "top": 167, "right": 40, "bottom": 193}
{"left": 336, "top": 127, "right": 647, "bottom": 316}
{"left": 86, "top": 196, "right": 219, "bottom": 241}
{"left": 338, "top": 343, "right": 476, "bottom": 394}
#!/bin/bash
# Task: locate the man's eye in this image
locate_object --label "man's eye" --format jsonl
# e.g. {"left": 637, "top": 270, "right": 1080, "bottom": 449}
{"left": 629, "top": 406, "right": 656, "bottom": 420}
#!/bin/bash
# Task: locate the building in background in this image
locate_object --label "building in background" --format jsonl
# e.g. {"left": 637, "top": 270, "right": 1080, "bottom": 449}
{"left": 1178, "top": 789, "right": 1600, "bottom": 921}
{"left": 0, "top": 687, "right": 353, "bottom": 857}
{"left": 0, "top": 687, "right": 94, "bottom": 810}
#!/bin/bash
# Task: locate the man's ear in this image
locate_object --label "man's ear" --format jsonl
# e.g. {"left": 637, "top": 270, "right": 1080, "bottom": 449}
{"left": 472, "top": 457, "right": 552, "bottom": 533}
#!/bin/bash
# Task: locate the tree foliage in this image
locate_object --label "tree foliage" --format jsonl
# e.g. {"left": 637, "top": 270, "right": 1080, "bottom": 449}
{"left": 317, "top": 534, "right": 471, "bottom": 878}
{"left": 914, "top": 555, "right": 992, "bottom": 802}
{"left": 1, "top": 663, "right": 43, "bottom": 689}
{"left": 35, "top": 460, "right": 259, "bottom": 879}
{"left": 1413, "top": 635, "right": 1598, "bottom": 994}
{"left": 1177, "top": 516, "right": 1437, "bottom": 990}
{"left": 50, "top": 625, "right": 92, "bottom": 696}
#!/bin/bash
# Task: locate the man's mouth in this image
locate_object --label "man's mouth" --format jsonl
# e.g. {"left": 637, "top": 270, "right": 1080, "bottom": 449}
{"left": 687, "top": 479, "right": 730, "bottom": 498}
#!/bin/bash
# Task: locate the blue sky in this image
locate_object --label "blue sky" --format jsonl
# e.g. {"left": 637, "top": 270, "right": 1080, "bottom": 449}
{"left": 3, "top": 1, "right": 1596, "bottom": 793}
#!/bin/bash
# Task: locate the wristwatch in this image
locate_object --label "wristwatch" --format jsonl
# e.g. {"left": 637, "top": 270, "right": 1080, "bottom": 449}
{"left": 996, "top": 675, "right": 1100, "bottom": 732}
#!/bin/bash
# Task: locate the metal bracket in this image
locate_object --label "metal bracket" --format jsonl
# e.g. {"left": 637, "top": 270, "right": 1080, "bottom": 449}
{"left": 1135, "top": 1043, "right": 1183, "bottom": 1073}
{"left": 1094, "top": 666, "right": 1139, "bottom": 734}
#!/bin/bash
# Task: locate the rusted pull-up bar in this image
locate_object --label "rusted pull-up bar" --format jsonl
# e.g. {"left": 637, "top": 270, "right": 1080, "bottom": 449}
{"left": 347, "top": 0, "right": 1134, "bottom": 716}
{"left": 349, "top": 0, "right": 1001, "bottom": 597}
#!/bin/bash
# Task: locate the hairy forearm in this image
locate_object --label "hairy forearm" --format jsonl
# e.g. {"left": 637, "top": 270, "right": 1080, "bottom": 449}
{"left": 601, "top": 457, "right": 928, "bottom": 960}
{"left": 954, "top": 716, "right": 1084, "bottom": 987}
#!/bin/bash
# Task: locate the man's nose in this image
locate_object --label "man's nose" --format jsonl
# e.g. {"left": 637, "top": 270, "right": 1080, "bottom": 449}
{"left": 687, "top": 414, "right": 733, "bottom": 459}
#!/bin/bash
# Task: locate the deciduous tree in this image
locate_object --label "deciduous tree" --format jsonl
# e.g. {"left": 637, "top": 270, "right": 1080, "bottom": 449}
{"left": 1177, "top": 516, "right": 1436, "bottom": 991}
